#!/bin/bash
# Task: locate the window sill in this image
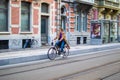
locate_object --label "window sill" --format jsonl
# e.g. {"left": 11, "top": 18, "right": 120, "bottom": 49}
{"left": 20, "top": 32, "right": 32, "bottom": 34}
{"left": 0, "top": 32, "right": 10, "bottom": 35}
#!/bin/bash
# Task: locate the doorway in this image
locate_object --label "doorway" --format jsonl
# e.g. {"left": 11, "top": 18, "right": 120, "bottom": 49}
{"left": 103, "top": 22, "right": 110, "bottom": 43}
{"left": 41, "top": 16, "right": 48, "bottom": 45}
{"left": 103, "top": 21, "right": 117, "bottom": 43}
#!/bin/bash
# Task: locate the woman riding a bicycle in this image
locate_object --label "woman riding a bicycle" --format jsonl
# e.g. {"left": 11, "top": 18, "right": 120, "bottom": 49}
{"left": 54, "top": 28, "right": 70, "bottom": 54}
{"left": 47, "top": 28, "right": 70, "bottom": 60}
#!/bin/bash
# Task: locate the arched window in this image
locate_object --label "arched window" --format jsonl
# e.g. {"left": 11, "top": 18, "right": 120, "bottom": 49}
{"left": 0, "top": 0, "right": 8, "bottom": 32}
{"left": 76, "top": 6, "right": 81, "bottom": 32}
{"left": 41, "top": 3, "right": 49, "bottom": 13}
{"left": 61, "top": 6, "right": 66, "bottom": 14}
{"left": 61, "top": 6, "right": 66, "bottom": 31}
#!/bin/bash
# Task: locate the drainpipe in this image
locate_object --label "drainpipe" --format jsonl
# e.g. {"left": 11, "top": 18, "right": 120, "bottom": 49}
{"left": 67, "top": 0, "right": 70, "bottom": 43}
{"left": 57, "top": 0, "right": 61, "bottom": 30}
{"left": 117, "top": 15, "right": 120, "bottom": 42}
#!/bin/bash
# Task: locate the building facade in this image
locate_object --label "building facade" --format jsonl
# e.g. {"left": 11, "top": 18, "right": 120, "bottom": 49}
{"left": 54, "top": 0, "right": 95, "bottom": 45}
{"left": 0, "top": 0, "right": 95, "bottom": 49}
{"left": 90, "top": 0, "right": 120, "bottom": 44}
{"left": 0, "top": 0, "right": 120, "bottom": 49}
{"left": 0, "top": 0, "right": 54, "bottom": 49}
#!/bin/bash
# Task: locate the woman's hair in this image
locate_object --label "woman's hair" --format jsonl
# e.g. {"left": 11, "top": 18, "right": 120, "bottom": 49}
{"left": 59, "top": 27, "right": 63, "bottom": 31}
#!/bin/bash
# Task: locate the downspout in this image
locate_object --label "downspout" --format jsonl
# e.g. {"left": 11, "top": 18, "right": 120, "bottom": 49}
{"left": 57, "top": 0, "right": 61, "bottom": 30}
{"left": 68, "top": 0, "right": 70, "bottom": 43}
{"left": 117, "top": 15, "right": 120, "bottom": 42}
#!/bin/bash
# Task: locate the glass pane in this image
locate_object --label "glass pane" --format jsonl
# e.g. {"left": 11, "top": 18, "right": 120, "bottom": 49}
{"left": 0, "top": 0, "right": 8, "bottom": 8}
{"left": 77, "top": 16, "right": 79, "bottom": 31}
{"left": 0, "top": 0, "right": 8, "bottom": 32}
{"left": 83, "top": 14, "right": 87, "bottom": 32}
{"left": 76, "top": 11, "right": 81, "bottom": 32}
{"left": 78, "top": 16, "right": 81, "bottom": 32}
{"left": 61, "top": 17, "right": 66, "bottom": 31}
{"left": 21, "top": 2, "right": 30, "bottom": 32}
{"left": 21, "top": 13, "right": 30, "bottom": 31}
{"left": 41, "top": 3, "right": 49, "bottom": 13}
{"left": 21, "top": 3, "right": 29, "bottom": 10}
{"left": 110, "top": 22, "right": 117, "bottom": 42}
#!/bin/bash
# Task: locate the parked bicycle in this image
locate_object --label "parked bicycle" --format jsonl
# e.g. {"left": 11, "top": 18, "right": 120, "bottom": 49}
{"left": 23, "top": 37, "right": 38, "bottom": 48}
{"left": 30, "top": 37, "right": 38, "bottom": 47}
{"left": 47, "top": 41, "right": 69, "bottom": 60}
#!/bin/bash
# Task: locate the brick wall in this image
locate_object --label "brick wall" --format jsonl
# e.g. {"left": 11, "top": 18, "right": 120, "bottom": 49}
{"left": 11, "top": 1, "right": 20, "bottom": 34}
{"left": 11, "top": 0, "right": 41, "bottom": 35}
{"left": 33, "top": 9, "right": 39, "bottom": 25}
{"left": 11, "top": 7, "right": 19, "bottom": 24}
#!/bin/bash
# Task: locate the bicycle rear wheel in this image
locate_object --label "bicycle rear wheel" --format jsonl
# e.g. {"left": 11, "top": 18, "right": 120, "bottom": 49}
{"left": 47, "top": 47, "right": 57, "bottom": 60}
{"left": 63, "top": 46, "right": 69, "bottom": 58}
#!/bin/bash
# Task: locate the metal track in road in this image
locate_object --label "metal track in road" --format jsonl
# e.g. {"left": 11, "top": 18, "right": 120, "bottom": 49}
{"left": 101, "top": 72, "right": 120, "bottom": 80}
{"left": 58, "top": 61, "right": 120, "bottom": 80}
{"left": 0, "top": 48, "right": 120, "bottom": 76}
{"left": 0, "top": 48, "right": 120, "bottom": 80}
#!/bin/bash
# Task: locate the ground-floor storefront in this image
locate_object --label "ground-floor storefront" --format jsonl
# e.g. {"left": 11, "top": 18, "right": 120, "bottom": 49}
{"left": 90, "top": 20, "right": 119, "bottom": 44}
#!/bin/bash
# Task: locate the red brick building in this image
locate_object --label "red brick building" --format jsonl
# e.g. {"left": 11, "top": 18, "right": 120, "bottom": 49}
{"left": 0, "top": 0, "right": 95, "bottom": 49}
{"left": 0, "top": 0, "right": 42, "bottom": 49}
{"left": 0, "top": 0, "right": 119, "bottom": 49}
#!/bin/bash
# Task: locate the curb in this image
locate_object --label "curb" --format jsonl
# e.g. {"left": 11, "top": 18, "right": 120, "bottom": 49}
{"left": 0, "top": 45, "right": 120, "bottom": 66}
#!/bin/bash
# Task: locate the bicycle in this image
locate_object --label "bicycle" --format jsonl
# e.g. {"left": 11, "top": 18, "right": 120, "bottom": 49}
{"left": 47, "top": 41, "right": 70, "bottom": 60}
{"left": 30, "top": 38, "right": 38, "bottom": 47}
{"left": 23, "top": 37, "right": 38, "bottom": 48}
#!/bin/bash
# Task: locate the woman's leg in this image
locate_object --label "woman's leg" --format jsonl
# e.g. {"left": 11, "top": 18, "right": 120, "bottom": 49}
{"left": 55, "top": 40, "right": 61, "bottom": 47}
{"left": 60, "top": 40, "right": 65, "bottom": 52}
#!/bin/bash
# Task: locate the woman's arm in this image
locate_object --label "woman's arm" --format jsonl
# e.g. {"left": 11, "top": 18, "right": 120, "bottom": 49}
{"left": 54, "top": 32, "right": 59, "bottom": 40}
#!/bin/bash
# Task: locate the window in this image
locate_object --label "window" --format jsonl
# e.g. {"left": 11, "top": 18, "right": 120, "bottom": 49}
{"left": 61, "top": 6, "right": 66, "bottom": 14}
{"left": 0, "top": 0, "right": 8, "bottom": 32}
{"left": 76, "top": 11, "right": 87, "bottom": 32}
{"left": 61, "top": 16, "right": 66, "bottom": 31}
{"left": 76, "top": 12, "right": 81, "bottom": 32}
{"left": 41, "top": 3, "right": 49, "bottom": 13}
{"left": 82, "top": 12, "right": 87, "bottom": 32}
{"left": 21, "top": 2, "right": 30, "bottom": 32}
{"left": 76, "top": 15, "right": 80, "bottom": 31}
{"left": 61, "top": 6, "right": 66, "bottom": 31}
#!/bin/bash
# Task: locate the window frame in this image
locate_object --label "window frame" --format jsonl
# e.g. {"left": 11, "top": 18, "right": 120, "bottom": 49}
{"left": 20, "top": 1, "right": 32, "bottom": 32}
{"left": 75, "top": 11, "right": 81, "bottom": 32}
{"left": 41, "top": 3, "right": 49, "bottom": 13}
{"left": 81, "top": 11, "right": 87, "bottom": 32}
{"left": 0, "top": 0, "right": 9, "bottom": 32}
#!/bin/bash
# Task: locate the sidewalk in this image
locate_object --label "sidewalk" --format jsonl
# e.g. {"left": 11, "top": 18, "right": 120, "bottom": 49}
{"left": 0, "top": 43, "right": 120, "bottom": 66}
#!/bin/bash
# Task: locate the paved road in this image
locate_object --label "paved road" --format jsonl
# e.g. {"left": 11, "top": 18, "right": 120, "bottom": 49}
{"left": 0, "top": 48, "right": 120, "bottom": 80}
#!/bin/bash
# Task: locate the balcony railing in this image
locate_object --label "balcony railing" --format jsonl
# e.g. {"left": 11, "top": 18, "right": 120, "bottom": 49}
{"left": 74, "top": 0, "right": 94, "bottom": 4}
{"left": 98, "top": 0, "right": 120, "bottom": 9}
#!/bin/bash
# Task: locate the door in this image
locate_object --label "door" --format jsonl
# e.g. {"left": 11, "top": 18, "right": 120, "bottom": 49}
{"left": 103, "top": 22, "right": 110, "bottom": 43}
{"left": 41, "top": 16, "right": 48, "bottom": 45}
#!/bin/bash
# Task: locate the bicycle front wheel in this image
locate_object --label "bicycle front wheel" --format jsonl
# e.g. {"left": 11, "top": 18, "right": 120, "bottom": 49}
{"left": 47, "top": 47, "right": 57, "bottom": 60}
